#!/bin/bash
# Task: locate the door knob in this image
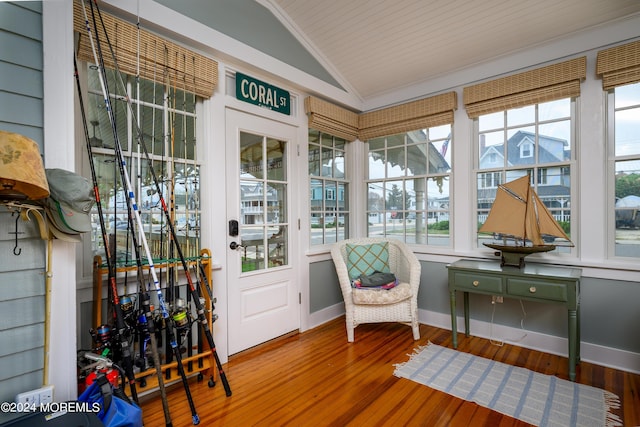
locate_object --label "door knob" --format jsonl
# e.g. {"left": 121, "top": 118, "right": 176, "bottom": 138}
{"left": 229, "top": 241, "right": 244, "bottom": 250}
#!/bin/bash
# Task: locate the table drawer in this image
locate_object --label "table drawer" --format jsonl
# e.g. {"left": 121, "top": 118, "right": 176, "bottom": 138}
{"left": 453, "top": 272, "right": 503, "bottom": 293}
{"left": 507, "top": 278, "right": 567, "bottom": 302}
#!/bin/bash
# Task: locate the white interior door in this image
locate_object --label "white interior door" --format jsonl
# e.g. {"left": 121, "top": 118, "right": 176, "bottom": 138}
{"left": 225, "top": 108, "right": 299, "bottom": 354}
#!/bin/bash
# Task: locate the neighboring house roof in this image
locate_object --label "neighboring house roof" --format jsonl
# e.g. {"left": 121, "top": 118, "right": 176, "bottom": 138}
{"left": 480, "top": 130, "right": 569, "bottom": 167}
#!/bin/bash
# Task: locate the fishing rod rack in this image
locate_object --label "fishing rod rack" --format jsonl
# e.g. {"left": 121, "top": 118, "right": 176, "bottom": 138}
{"left": 92, "top": 248, "right": 217, "bottom": 395}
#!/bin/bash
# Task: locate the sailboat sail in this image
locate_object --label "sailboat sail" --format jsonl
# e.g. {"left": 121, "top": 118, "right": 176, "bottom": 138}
{"left": 479, "top": 175, "right": 572, "bottom": 246}
{"left": 479, "top": 175, "right": 529, "bottom": 241}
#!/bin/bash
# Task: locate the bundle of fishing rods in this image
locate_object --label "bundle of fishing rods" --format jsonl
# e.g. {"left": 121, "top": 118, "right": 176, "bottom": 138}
{"left": 75, "top": 1, "right": 230, "bottom": 425}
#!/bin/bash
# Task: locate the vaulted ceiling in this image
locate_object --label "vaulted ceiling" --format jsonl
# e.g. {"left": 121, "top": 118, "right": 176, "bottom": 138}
{"left": 151, "top": 0, "right": 640, "bottom": 109}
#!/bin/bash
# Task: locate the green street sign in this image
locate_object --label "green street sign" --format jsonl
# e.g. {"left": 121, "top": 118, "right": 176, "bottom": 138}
{"left": 236, "top": 72, "right": 290, "bottom": 115}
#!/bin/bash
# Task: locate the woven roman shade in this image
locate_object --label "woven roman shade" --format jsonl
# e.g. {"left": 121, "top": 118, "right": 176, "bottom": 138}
{"left": 358, "top": 92, "right": 457, "bottom": 141}
{"left": 304, "top": 97, "right": 360, "bottom": 141}
{"left": 463, "top": 57, "right": 586, "bottom": 118}
{"left": 73, "top": 0, "right": 217, "bottom": 99}
{"left": 596, "top": 39, "right": 640, "bottom": 90}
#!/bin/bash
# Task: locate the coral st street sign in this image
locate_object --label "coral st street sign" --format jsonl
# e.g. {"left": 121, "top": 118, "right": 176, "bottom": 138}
{"left": 236, "top": 72, "right": 290, "bottom": 115}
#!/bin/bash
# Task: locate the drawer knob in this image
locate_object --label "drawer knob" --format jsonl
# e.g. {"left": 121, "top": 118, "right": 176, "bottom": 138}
{"left": 472, "top": 280, "right": 479, "bottom": 287}
{"left": 529, "top": 286, "right": 537, "bottom": 293}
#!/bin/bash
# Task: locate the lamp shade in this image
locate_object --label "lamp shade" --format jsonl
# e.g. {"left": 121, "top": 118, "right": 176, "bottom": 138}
{"left": 0, "top": 130, "right": 49, "bottom": 201}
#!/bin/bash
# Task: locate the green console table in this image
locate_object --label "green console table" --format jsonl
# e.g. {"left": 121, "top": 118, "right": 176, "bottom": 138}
{"left": 447, "top": 259, "right": 582, "bottom": 380}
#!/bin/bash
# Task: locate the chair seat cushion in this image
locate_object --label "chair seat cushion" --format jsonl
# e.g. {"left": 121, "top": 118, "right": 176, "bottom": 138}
{"left": 352, "top": 282, "right": 412, "bottom": 305}
{"left": 346, "top": 242, "right": 390, "bottom": 280}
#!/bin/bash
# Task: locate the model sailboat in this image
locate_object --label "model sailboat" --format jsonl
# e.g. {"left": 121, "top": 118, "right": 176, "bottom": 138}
{"left": 479, "top": 175, "right": 573, "bottom": 267}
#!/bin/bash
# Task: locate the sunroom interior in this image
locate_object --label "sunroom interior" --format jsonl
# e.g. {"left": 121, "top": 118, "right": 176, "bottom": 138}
{"left": 0, "top": 0, "right": 639, "bottom": 416}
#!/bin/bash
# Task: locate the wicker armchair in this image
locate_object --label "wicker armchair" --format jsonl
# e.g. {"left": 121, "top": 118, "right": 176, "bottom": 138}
{"left": 331, "top": 237, "right": 421, "bottom": 342}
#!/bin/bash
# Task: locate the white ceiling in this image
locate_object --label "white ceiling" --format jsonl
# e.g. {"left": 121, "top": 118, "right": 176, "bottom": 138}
{"left": 267, "top": 0, "right": 640, "bottom": 102}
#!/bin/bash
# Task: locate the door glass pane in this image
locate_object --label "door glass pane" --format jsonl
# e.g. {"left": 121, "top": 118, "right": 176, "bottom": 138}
{"left": 240, "top": 132, "right": 264, "bottom": 179}
{"left": 266, "top": 138, "right": 286, "bottom": 180}
{"left": 268, "top": 225, "right": 287, "bottom": 267}
{"left": 241, "top": 226, "right": 264, "bottom": 272}
{"left": 268, "top": 182, "right": 287, "bottom": 223}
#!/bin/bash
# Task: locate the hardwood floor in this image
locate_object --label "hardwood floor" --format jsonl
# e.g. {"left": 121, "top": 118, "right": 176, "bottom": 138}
{"left": 139, "top": 318, "right": 640, "bottom": 426}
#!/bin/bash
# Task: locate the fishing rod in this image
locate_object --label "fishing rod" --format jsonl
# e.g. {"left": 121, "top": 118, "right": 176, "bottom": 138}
{"left": 88, "top": 0, "right": 232, "bottom": 397}
{"left": 178, "top": 53, "right": 195, "bottom": 373}
{"left": 72, "top": 52, "right": 138, "bottom": 404}
{"left": 165, "top": 53, "right": 178, "bottom": 377}
{"left": 81, "top": 1, "right": 200, "bottom": 423}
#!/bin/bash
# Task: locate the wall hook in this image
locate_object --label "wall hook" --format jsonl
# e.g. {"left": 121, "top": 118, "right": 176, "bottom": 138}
{"left": 11, "top": 212, "right": 23, "bottom": 256}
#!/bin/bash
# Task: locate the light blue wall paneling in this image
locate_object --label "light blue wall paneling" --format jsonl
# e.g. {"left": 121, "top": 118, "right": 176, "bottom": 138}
{"left": 152, "top": 0, "right": 343, "bottom": 90}
{"left": 309, "top": 261, "right": 342, "bottom": 313}
{"left": 311, "top": 259, "right": 640, "bottom": 355}
{"left": 0, "top": 1, "right": 45, "bottom": 404}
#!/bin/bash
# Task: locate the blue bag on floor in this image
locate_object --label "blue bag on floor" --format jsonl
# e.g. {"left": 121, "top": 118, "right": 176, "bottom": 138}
{"left": 78, "top": 374, "right": 143, "bottom": 427}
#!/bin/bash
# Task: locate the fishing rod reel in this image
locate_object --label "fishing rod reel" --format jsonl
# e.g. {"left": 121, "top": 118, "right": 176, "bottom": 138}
{"left": 89, "top": 324, "right": 113, "bottom": 356}
{"left": 120, "top": 294, "right": 137, "bottom": 330}
{"left": 171, "top": 297, "right": 194, "bottom": 334}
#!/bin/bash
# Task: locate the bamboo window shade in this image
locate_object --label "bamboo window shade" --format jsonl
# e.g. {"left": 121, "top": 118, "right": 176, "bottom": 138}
{"left": 304, "top": 97, "right": 359, "bottom": 141}
{"left": 596, "top": 39, "right": 640, "bottom": 90}
{"left": 358, "top": 92, "right": 457, "bottom": 141}
{"left": 73, "top": 1, "right": 218, "bottom": 99}
{"left": 463, "top": 57, "right": 586, "bottom": 118}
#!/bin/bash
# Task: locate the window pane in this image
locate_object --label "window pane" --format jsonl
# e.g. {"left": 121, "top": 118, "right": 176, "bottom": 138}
{"left": 407, "top": 143, "right": 427, "bottom": 176}
{"left": 266, "top": 138, "right": 286, "bottom": 181}
{"left": 308, "top": 143, "right": 320, "bottom": 176}
{"left": 507, "top": 105, "right": 534, "bottom": 127}
{"left": 368, "top": 137, "right": 385, "bottom": 150}
{"left": 268, "top": 225, "right": 286, "bottom": 268}
{"left": 479, "top": 130, "right": 505, "bottom": 170}
{"left": 240, "top": 133, "right": 263, "bottom": 179}
{"left": 614, "top": 83, "right": 640, "bottom": 109}
{"left": 539, "top": 98, "right": 570, "bottom": 121}
{"left": 479, "top": 111, "right": 504, "bottom": 131}
{"left": 268, "top": 182, "right": 286, "bottom": 223}
{"left": 614, "top": 160, "right": 640, "bottom": 256}
{"left": 430, "top": 138, "right": 451, "bottom": 173}
{"left": 506, "top": 126, "right": 535, "bottom": 167}
{"left": 334, "top": 150, "right": 345, "bottom": 179}
{"left": 241, "top": 226, "right": 264, "bottom": 271}
{"left": 387, "top": 147, "right": 405, "bottom": 177}
{"left": 427, "top": 177, "right": 450, "bottom": 246}
{"left": 615, "top": 108, "right": 640, "bottom": 156}
{"left": 368, "top": 182, "right": 384, "bottom": 211}
{"left": 368, "top": 150, "right": 385, "bottom": 179}
{"left": 538, "top": 167, "right": 572, "bottom": 250}
{"left": 539, "top": 120, "right": 571, "bottom": 162}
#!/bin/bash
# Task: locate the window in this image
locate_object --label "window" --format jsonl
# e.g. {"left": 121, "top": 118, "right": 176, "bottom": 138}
{"left": 85, "top": 64, "right": 201, "bottom": 263}
{"left": 366, "top": 125, "right": 452, "bottom": 245}
{"left": 476, "top": 99, "right": 573, "bottom": 251}
{"left": 608, "top": 82, "right": 640, "bottom": 258}
{"left": 308, "top": 129, "right": 349, "bottom": 245}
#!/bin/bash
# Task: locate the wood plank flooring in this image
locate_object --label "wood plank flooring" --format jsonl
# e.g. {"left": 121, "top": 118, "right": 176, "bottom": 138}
{"left": 139, "top": 318, "right": 640, "bottom": 426}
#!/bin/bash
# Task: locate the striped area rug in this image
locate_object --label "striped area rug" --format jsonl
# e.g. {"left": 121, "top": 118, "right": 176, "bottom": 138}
{"left": 393, "top": 343, "right": 621, "bottom": 427}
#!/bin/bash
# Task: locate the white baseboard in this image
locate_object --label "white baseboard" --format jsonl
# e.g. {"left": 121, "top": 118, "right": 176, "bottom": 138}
{"left": 420, "top": 309, "right": 640, "bottom": 375}
{"left": 305, "top": 304, "right": 640, "bottom": 375}
{"left": 307, "top": 302, "right": 345, "bottom": 331}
